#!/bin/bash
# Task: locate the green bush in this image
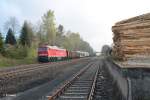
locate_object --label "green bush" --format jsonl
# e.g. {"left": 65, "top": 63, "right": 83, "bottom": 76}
{"left": 0, "top": 46, "right": 38, "bottom": 67}
{"left": 4, "top": 45, "right": 28, "bottom": 59}
{"left": 25, "top": 46, "right": 38, "bottom": 62}
{"left": 26, "top": 46, "right": 37, "bottom": 59}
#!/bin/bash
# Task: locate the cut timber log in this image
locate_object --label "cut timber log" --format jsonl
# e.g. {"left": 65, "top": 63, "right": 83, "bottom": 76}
{"left": 112, "top": 13, "right": 150, "bottom": 68}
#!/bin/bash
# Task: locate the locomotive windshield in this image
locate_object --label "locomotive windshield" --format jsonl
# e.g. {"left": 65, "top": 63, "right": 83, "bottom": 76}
{"left": 38, "top": 47, "right": 48, "bottom": 51}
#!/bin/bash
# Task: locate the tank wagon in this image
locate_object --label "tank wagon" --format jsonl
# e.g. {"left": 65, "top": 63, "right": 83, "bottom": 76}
{"left": 38, "top": 45, "right": 89, "bottom": 62}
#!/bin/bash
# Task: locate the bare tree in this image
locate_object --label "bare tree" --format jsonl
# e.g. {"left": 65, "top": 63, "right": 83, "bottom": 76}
{"left": 4, "top": 17, "right": 19, "bottom": 34}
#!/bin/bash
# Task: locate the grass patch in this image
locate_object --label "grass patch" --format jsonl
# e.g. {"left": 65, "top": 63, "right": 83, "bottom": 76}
{"left": 0, "top": 55, "right": 38, "bottom": 68}
{"left": 0, "top": 47, "right": 38, "bottom": 68}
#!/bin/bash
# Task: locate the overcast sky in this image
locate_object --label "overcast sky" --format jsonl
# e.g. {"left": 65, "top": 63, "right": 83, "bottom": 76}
{"left": 0, "top": 0, "right": 150, "bottom": 51}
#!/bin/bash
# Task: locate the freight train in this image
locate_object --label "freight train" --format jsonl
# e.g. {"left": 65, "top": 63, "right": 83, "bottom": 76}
{"left": 38, "top": 45, "right": 89, "bottom": 62}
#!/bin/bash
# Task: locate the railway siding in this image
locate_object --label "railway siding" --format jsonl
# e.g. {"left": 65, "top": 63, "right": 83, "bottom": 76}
{"left": 0, "top": 58, "right": 90, "bottom": 97}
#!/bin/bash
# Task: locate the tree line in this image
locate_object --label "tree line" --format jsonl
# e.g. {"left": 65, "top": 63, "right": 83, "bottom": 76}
{"left": 0, "top": 10, "right": 94, "bottom": 59}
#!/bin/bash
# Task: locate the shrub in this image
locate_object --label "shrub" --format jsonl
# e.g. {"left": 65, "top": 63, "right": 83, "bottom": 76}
{"left": 4, "top": 45, "right": 28, "bottom": 59}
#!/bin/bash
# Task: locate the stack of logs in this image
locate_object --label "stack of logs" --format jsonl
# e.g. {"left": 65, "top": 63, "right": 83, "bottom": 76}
{"left": 112, "top": 13, "right": 150, "bottom": 61}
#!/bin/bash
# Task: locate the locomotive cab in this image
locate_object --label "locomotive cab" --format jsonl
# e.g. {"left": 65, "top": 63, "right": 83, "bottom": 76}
{"left": 38, "top": 45, "right": 68, "bottom": 62}
{"left": 38, "top": 46, "right": 49, "bottom": 62}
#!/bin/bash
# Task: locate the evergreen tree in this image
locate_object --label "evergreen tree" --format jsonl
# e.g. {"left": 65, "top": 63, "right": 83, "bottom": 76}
{"left": 0, "top": 32, "right": 4, "bottom": 53}
{"left": 5, "top": 28, "right": 16, "bottom": 45}
{"left": 57, "top": 24, "right": 64, "bottom": 36}
{"left": 55, "top": 24, "right": 64, "bottom": 47}
{"left": 20, "top": 21, "right": 33, "bottom": 47}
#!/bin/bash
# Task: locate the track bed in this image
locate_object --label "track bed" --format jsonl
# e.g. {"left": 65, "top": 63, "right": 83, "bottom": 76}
{"left": 0, "top": 58, "right": 91, "bottom": 99}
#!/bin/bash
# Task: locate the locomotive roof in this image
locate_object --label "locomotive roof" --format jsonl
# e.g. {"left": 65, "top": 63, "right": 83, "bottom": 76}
{"left": 40, "top": 45, "right": 66, "bottom": 51}
{"left": 48, "top": 46, "right": 66, "bottom": 51}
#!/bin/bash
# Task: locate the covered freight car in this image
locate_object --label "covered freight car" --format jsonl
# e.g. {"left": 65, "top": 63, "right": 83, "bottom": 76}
{"left": 76, "top": 51, "right": 89, "bottom": 57}
{"left": 67, "top": 51, "right": 80, "bottom": 59}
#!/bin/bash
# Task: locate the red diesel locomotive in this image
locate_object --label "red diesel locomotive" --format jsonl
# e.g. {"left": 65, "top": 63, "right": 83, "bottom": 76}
{"left": 38, "top": 46, "right": 67, "bottom": 62}
{"left": 38, "top": 45, "right": 89, "bottom": 62}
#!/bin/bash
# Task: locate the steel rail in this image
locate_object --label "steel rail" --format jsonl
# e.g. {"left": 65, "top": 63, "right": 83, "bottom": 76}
{"left": 0, "top": 58, "right": 82, "bottom": 75}
{"left": 0, "top": 59, "right": 86, "bottom": 78}
{"left": 1, "top": 64, "right": 54, "bottom": 78}
{"left": 4, "top": 57, "right": 88, "bottom": 73}
{"left": 87, "top": 65, "right": 100, "bottom": 100}
{"left": 47, "top": 62, "right": 93, "bottom": 100}
{"left": 0, "top": 61, "right": 67, "bottom": 75}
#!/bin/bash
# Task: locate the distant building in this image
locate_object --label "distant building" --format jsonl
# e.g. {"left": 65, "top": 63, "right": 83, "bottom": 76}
{"left": 96, "top": 52, "right": 101, "bottom": 56}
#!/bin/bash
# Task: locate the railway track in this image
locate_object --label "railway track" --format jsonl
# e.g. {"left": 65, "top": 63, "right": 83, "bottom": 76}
{"left": 1, "top": 57, "right": 122, "bottom": 100}
{"left": 47, "top": 59, "right": 119, "bottom": 100}
{"left": 0, "top": 58, "right": 91, "bottom": 81}
{"left": 0, "top": 58, "right": 90, "bottom": 97}
{"left": 0, "top": 58, "right": 84, "bottom": 77}
{"left": 47, "top": 61, "right": 100, "bottom": 100}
